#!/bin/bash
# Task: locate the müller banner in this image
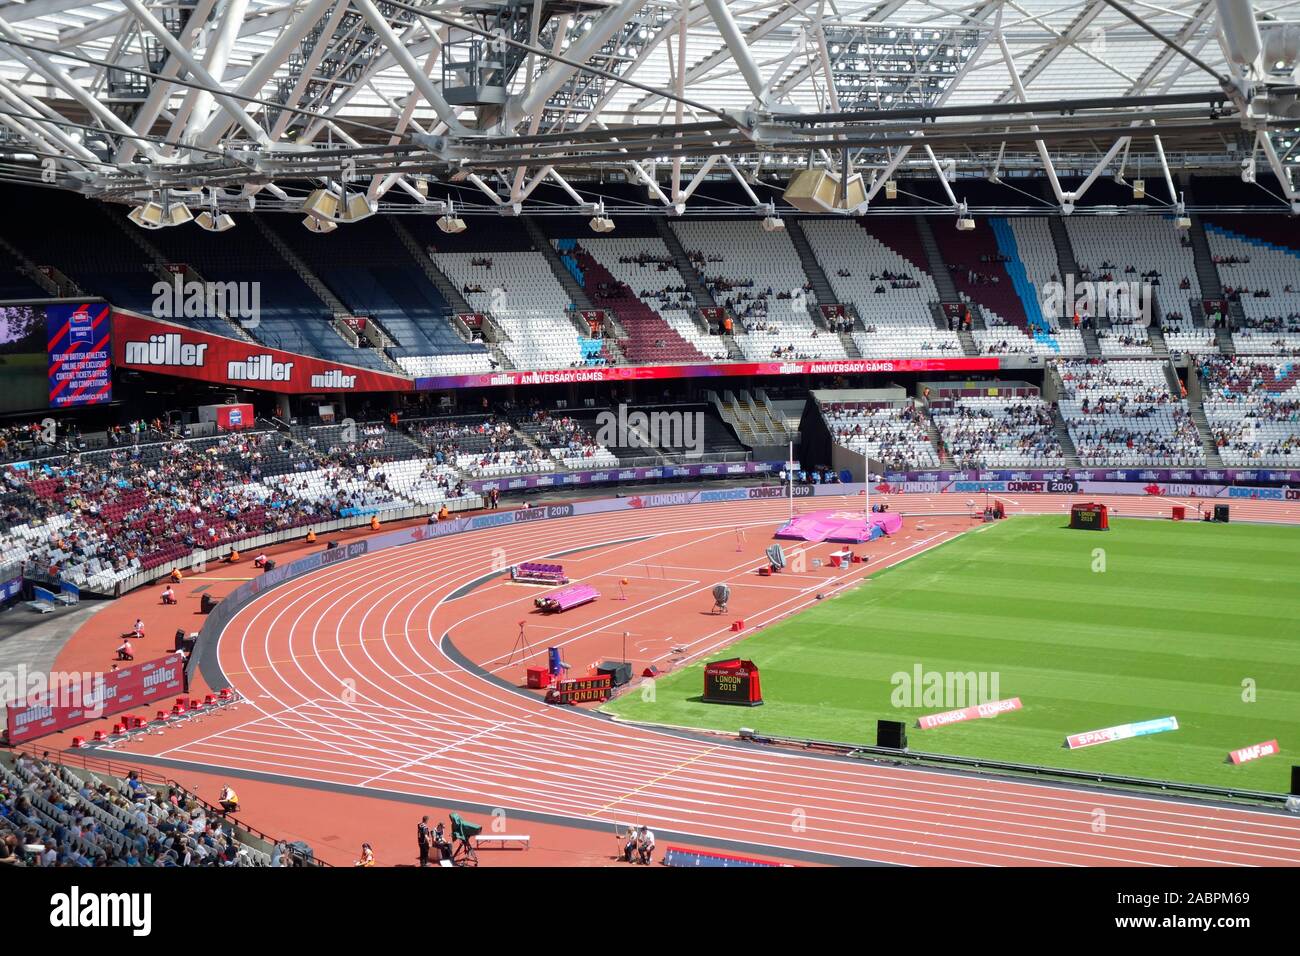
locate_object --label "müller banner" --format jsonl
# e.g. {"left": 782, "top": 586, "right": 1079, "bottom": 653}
{"left": 4, "top": 653, "right": 186, "bottom": 745}
{"left": 111, "top": 312, "right": 414, "bottom": 394}
{"left": 112, "top": 311, "right": 1000, "bottom": 394}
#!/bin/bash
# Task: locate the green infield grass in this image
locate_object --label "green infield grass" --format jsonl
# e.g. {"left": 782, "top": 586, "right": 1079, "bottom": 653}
{"left": 602, "top": 514, "right": 1300, "bottom": 792}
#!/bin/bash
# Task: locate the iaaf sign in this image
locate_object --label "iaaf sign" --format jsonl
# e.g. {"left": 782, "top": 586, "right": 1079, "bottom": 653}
{"left": 112, "top": 312, "right": 412, "bottom": 394}
{"left": 1228, "top": 739, "right": 1279, "bottom": 764}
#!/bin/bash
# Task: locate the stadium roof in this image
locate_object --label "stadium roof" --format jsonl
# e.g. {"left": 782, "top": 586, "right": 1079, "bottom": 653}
{"left": 0, "top": 0, "right": 1296, "bottom": 216}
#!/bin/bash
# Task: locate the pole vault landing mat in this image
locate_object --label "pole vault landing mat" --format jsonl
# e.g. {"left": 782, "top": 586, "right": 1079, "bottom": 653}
{"left": 774, "top": 509, "right": 903, "bottom": 543}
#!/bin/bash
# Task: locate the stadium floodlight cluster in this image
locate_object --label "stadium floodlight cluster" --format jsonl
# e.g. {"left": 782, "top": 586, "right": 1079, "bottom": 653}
{"left": 589, "top": 202, "right": 615, "bottom": 233}
{"left": 127, "top": 193, "right": 192, "bottom": 230}
{"left": 437, "top": 199, "right": 468, "bottom": 234}
{"left": 301, "top": 187, "right": 376, "bottom": 233}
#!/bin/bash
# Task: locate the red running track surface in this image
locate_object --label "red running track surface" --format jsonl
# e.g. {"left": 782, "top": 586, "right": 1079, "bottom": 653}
{"left": 113, "top": 494, "right": 1300, "bottom": 866}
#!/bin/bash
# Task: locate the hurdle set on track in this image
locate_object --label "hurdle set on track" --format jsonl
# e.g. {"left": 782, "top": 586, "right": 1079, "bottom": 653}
{"left": 72, "top": 689, "right": 243, "bottom": 749}
{"left": 510, "top": 562, "right": 570, "bottom": 585}
{"left": 534, "top": 583, "right": 600, "bottom": 613}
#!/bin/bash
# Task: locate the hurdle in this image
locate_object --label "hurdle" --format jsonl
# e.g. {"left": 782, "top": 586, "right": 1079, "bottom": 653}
{"left": 510, "top": 562, "right": 569, "bottom": 585}
{"left": 535, "top": 583, "right": 600, "bottom": 613}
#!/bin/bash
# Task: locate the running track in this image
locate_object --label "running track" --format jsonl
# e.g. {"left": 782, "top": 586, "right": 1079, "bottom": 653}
{"left": 118, "top": 494, "right": 1300, "bottom": 866}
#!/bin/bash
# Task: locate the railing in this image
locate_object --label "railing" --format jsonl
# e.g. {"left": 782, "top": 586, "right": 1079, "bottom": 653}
{"left": 108, "top": 497, "right": 483, "bottom": 597}
{"left": 598, "top": 451, "right": 753, "bottom": 468}
{"left": 331, "top": 314, "right": 361, "bottom": 347}
{"left": 1, "top": 422, "right": 256, "bottom": 466}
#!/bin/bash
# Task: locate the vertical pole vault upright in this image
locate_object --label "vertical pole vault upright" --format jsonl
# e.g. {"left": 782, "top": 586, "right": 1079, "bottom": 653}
{"left": 787, "top": 439, "right": 794, "bottom": 522}
{"left": 863, "top": 448, "right": 871, "bottom": 530}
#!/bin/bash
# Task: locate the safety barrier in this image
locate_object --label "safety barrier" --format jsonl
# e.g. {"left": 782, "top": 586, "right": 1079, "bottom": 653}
{"left": 721, "top": 728, "right": 1292, "bottom": 805}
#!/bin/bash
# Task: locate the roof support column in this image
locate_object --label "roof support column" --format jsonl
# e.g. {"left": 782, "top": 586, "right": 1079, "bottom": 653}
{"left": 701, "top": 0, "right": 772, "bottom": 108}
{"left": 352, "top": 0, "right": 467, "bottom": 135}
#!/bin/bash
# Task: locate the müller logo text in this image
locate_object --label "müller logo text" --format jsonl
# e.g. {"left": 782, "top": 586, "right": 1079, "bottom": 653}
{"left": 226, "top": 354, "right": 295, "bottom": 382}
{"left": 123, "top": 333, "right": 208, "bottom": 367}
{"left": 310, "top": 369, "right": 357, "bottom": 389}
{"left": 50, "top": 887, "right": 152, "bottom": 936}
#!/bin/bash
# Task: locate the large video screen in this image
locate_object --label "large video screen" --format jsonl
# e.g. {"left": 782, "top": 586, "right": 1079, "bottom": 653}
{"left": 0, "top": 303, "right": 112, "bottom": 414}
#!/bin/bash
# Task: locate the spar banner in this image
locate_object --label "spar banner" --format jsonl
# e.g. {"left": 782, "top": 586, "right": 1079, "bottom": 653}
{"left": 48, "top": 303, "right": 112, "bottom": 408}
{"left": 0, "top": 573, "right": 21, "bottom": 602}
{"left": 1066, "top": 716, "right": 1179, "bottom": 750}
{"left": 882, "top": 467, "right": 1300, "bottom": 487}
{"left": 4, "top": 653, "right": 186, "bottom": 745}
{"left": 415, "top": 356, "right": 1001, "bottom": 391}
{"left": 111, "top": 312, "right": 413, "bottom": 394}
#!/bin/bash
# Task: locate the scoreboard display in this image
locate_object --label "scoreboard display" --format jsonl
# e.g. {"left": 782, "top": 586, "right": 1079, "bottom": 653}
{"left": 1069, "top": 502, "right": 1109, "bottom": 530}
{"left": 552, "top": 675, "right": 611, "bottom": 704}
{"left": 703, "top": 658, "right": 763, "bottom": 706}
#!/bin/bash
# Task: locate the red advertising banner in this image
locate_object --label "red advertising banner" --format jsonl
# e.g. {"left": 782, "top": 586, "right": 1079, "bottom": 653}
{"left": 216, "top": 403, "right": 254, "bottom": 430}
{"left": 1228, "top": 739, "right": 1279, "bottom": 765}
{"left": 4, "top": 653, "right": 187, "bottom": 745}
{"left": 112, "top": 311, "right": 1004, "bottom": 395}
{"left": 917, "top": 697, "right": 1022, "bottom": 730}
{"left": 112, "top": 312, "right": 413, "bottom": 394}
